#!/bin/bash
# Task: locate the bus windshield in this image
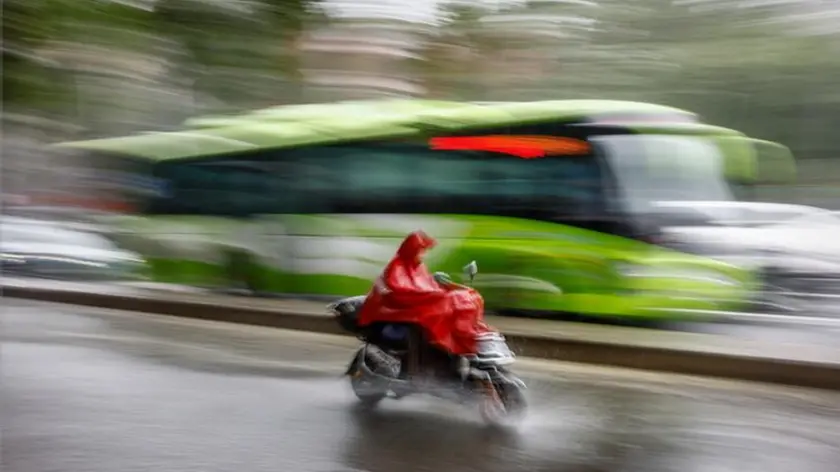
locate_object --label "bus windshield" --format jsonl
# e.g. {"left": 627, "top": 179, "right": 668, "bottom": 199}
{"left": 593, "top": 135, "right": 733, "bottom": 218}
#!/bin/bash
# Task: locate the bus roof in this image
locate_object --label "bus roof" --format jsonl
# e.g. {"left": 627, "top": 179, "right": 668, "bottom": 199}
{"left": 57, "top": 118, "right": 420, "bottom": 162}
{"left": 183, "top": 99, "right": 467, "bottom": 129}
{"left": 185, "top": 99, "right": 697, "bottom": 129}
{"left": 57, "top": 99, "right": 728, "bottom": 162}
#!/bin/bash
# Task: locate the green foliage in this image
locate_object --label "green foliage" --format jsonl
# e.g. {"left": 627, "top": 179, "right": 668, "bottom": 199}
{"left": 421, "top": 0, "right": 840, "bottom": 160}
{"left": 3, "top": 0, "right": 328, "bottom": 111}
{"left": 151, "top": 0, "right": 328, "bottom": 108}
{"left": 4, "top": 0, "right": 840, "bottom": 160}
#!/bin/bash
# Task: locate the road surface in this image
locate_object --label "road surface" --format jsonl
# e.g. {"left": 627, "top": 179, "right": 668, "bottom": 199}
{"left": 4, "top": 299, "right": 840, "bottom": 472}
{"left": 9, "top": 275, "right": 840, "bottom": 358}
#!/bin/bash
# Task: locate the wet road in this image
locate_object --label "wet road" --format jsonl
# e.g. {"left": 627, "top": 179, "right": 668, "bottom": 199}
{"left": 4, "top": 299, "right": 840, "bottom": 472}
{"left": 9, "top": 277, "right": 840, "bottom": 348}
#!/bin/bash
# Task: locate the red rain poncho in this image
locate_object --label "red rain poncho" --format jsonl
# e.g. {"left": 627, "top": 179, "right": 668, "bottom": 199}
{"left": 357, "top": 231, "right": 490, "bottom": 355}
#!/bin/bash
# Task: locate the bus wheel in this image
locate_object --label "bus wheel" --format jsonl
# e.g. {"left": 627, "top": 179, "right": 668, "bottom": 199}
{"left": 224, "top": 250, "right": 258, "bottom": 295}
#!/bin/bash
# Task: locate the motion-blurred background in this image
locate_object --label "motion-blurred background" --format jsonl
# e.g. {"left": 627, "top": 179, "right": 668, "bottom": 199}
{"left": 8, "top": 7, "right": 840, "bottom": 470}
{"left": 4, "top": 0, "right": 840, "bottom": 325}
{"left": 5, "top": 0, "right": 840, "bottom": 204}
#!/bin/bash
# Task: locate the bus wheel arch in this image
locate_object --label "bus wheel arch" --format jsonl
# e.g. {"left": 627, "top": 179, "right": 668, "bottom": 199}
{"left": 222, "top": 247, "right": 260, "bottom": 294}
{"left": 485, "top": 252, "right": 568, "bottom": 317}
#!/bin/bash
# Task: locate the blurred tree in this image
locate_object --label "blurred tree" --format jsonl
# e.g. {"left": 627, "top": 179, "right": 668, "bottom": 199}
{"left": 417, "top": 2, "right": 490, "bottom": 99}
{"left": 3, "top": 0, "right": 159, "bottom": 126}
{"left": 153, "top": 0, "right": 328, "bottom": 110}
{"left": 3, "top": 0, "right": 63, "bottom": 112}
{"left": 5, "top": 0, "right": 840, "bottom": 164}
{"left": 261, "top": 0, "right": 330, "bottom": 104}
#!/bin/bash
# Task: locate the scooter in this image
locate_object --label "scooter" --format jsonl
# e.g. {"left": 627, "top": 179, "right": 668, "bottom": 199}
{"left": 328, "top": 261, "right": 528, "bottom": 426}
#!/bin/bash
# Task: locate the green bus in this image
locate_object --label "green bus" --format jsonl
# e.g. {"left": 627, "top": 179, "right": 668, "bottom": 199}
{"left": 59, "top": 99, "right": 796, "bottom": 319}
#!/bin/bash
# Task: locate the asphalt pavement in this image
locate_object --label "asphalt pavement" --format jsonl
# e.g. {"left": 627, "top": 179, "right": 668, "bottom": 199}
{"left": 4, "top": 299, "right": 840, "bottom": 472}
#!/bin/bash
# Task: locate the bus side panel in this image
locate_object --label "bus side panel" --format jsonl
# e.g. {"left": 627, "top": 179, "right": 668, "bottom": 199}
{"left": 110, "top": 211, "right": 753, "bottom": 319}
{"left": 238, "top": 213, "right": 754, "bottom": 319}
{"left": 111, "top": 215, "right": 239, "bottom": 288}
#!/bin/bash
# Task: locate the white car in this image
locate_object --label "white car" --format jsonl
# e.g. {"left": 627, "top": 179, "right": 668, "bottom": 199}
{"left": 655, "top": 201, "right": 840, "bottom": 269}
{"left": 651, "top": 200, "right": 840, "bottom": 310}
{"left": 1, "top": 216, "right": 145, "bottom": 280}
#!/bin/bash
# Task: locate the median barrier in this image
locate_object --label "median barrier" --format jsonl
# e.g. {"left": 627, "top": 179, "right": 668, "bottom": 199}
{"left": 4, "top": 279, "right": 840, "bottom": 391}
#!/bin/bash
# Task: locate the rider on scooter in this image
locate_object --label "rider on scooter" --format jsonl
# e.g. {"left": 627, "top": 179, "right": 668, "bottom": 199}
{"left": 357, "top": 230, "right": 477, "bottom": 381}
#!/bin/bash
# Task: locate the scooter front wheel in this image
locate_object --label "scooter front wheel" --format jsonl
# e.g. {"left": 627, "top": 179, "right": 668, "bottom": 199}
{"left": 479, "top": 381, "right": 527, "bottom": 427}
{"left": 347, "top": 349, "right": 392, "bottom": 407}
{"left": 350, "top": 370, "right": 387, "bottom": 406}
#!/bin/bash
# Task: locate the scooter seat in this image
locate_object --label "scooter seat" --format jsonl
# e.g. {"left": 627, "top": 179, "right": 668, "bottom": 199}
{"left": 330, "top": 295, "right": 368, "bottom": 333}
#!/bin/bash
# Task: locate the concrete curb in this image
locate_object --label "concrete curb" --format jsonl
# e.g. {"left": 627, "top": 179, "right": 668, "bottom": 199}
{"left": 5, "top": 284, "right": 840, "bottom": 392}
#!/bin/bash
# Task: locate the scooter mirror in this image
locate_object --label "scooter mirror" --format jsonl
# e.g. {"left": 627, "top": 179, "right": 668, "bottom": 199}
{"left": 463, "top": 260, "right": 478, "bottom": 283}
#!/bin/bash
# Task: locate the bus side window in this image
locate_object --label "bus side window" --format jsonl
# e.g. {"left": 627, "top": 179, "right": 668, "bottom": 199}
{"left": 265, "top": 159, "right": 299, "bottom": 214}
{"left": 338, "top": 145, "right": 414, "bottom": 213}
{"left": 413, "top": 149, "right": 485, "bottom": 214}
{"left": 281, "top": 145, "right": 353, "bottom": 214}
{"left": 220, "top": 166, "right": 272, "bottom": 217}
{"left": 149, "top": 162, "right": 213, "bottom": 215}
{"left": 482, "top": 152, "right": 605, "bottom": 222}
{"left": 478, "top": 155, "right": 528, "bottom": 215}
